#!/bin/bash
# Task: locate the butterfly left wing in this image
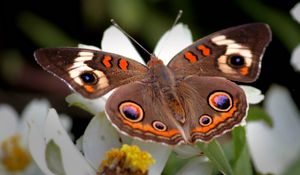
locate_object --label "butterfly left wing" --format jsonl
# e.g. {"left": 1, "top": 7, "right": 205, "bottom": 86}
{"left": 35, "top": 48, "right": 149, "bottom": 98}
{"left": 167, "top": 23, "right": 271, "bottom": 83}
{"left": 105, "top": 81, "right": 187, "bottom": 145}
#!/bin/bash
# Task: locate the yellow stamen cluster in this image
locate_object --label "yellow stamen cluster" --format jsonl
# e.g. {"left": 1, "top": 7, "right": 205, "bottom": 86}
{"left": 1, "top": 134, "right": 31, "bottom": 172}
{"left": 99, "top": 144, "right": 155, "bottom": 175}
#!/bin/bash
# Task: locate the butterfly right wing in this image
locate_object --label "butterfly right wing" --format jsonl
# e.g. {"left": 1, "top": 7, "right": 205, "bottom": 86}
{"left": 34, "top": 48, "right": 149, "bottom": 98}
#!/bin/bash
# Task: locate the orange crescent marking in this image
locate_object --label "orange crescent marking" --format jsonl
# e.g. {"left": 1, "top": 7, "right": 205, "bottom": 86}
{"left": 240, "top": 67, "right": 249, "bottom": 75}
{"left": 121, "top": 119, "right": 180, "bottom": 137}
{"left": 103, "top": 55, "right": 112, "bottom": 68}
{"left": 184, "top": 52, "right": 198, "bottom": 63}
{"left": 192, "top": 103, "right": 238, "bottom": 133}
{"left": 119, "top": 58, "right": 128, "bottom": 70}
{"left": 84, "top": 85, "right": 94, "bottom": 93}
{"left": 197, "top": 45, "right": 211, "bottom": 56}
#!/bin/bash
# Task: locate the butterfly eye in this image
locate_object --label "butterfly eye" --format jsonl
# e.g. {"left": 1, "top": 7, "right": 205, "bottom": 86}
{"left": 228, "top": 55, "right": 245, "bottom": 67}
{"left": 80, "top": 72, "right": 97, "bottom": 84}
{"left": 199, "top": 115, "right": 213, "bottom": 126}
{"left": 208, "top": 91, "right": 232, "bottom": 112}
{"left": 152, "top": 121, "right": 167, "bottom": 131}
{"left": 119, "top": 102, "right": 144, "bottom": 122}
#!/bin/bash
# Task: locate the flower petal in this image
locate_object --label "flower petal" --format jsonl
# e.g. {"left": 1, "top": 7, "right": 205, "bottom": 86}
{"left": 291, "top": 2, "right": 300, "bottom": 23}
{"left": 239, "top": 85, "right": 264, "bottom": 104}
{"left": 82, "top": 112, "right": 122, "bottom": 169}
{"left": 175, "top": 157, "right": 213, "bottom": 175}
{"left": 101, "top": 26, "right": 144, "bottom": 64}
{"left": 66, "top": 93, "right": 106, "bottom": 115}
{"left": 78, "top": 43, "right": 101, "bottom": 50}
{"left": 132, "top": 140, "right": 172, "bottom": 175}
{"left": 0, "top": 104, "right": 18, "bottom": 142}
{"left": 44, "top": 109, "right": 96, "bottom": 175}
{"left": 154, "top": 23, "right": 193, "bottom": 64}
{"left": 28, "top": 120, "right": 55, "bottom": 175}
{"left": 19, "top": 99, "right": 50, "bottom": 144}
{"left": 247, "top": 85, "right": 300, "bottom": 174}
{"left": 291, "top": 44, "right": 300, "bottom": 71}
{"left": 59, "top": 113, "right": 72, "bottom": 132}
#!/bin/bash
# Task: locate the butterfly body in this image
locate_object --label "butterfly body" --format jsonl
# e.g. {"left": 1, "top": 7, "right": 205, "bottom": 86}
{"left": 35, "top": 23, "right": 271, "bottom": 145}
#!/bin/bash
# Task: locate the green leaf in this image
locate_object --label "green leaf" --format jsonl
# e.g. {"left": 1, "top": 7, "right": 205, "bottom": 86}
{"left": 197, "top": 140, "right": 233, "bottom": 175}
{"left": 232, "top": 126, "right": 253, "bottom": 175}
{"left": 18, "top": 12, "right": 77, "bottom": 47}
{"left": 45, "top": 139, "right": 66, "bottom": 175}
{"left": 162, "top": 152, "right": 190, "bottom": 175}
{"left": 247, "top": 106, "right": 273, "bottom": 127}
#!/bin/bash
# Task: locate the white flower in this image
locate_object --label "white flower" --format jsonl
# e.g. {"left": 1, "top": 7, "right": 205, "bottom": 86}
{"left": 0, "top": 99, "right": 50, "bottom": 175}
{"left": 246, "top": 85, "right": 300, "bottom": 174}
{"left": 290, "top": 2, "right": 300, "bottom": 71}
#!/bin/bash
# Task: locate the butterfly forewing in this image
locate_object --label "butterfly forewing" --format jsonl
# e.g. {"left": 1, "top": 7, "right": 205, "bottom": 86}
{"left": 168, "top": 23, "right": 271, "bottom": 82}
{"left": 34, "top": 48, "right": 148, "bottom": 98}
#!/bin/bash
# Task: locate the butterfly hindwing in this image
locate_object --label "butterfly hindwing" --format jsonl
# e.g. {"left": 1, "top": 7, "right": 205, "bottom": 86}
{"left": 105, "top": 81, "right": 186, "bottom": 145}
{"left": 175, "top": 75, "right": 247, "bottom": 142}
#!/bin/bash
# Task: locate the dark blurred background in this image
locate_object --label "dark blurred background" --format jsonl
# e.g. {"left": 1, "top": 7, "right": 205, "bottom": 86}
{"left": 1, "top": 0, "right": 300, "bottom": 137}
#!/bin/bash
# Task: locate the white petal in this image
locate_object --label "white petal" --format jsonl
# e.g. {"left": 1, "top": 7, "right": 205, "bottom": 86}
{"left": 78, "top": 43, "right": 101, "bottom": 51}
{"left": 0, "top": 104, "right": 18, "bottom": 142}
{"left": 28, "top": 121, "right": 55, "bottom": 175}
{"left": 44, "top": 109, "right": 96, "bottom": 175}
{"left": 22, "top": 163, "right": 45, "bottom": 175}
{"left": 59, "top": 113, "right": 72, "bottom": 132}
{"left": 291, "top": 44, "right": 300, "bottom": 71}
{"left": 101, "top": 26, "right": 144, "bottom": 64}
{"left": 154, "top": 23, "right": 193, "bottom": 64}
{"left": 291, "top": 2, "right": 300, "bottom": 23}
{"left": 176, "top": 157, "right": 213, "bottom": 175}
{"left": 247, "top": 85, "right": 300, "bottom": 174}
{"left": 66, "top": 93, "right": 106, "bottom": 115}
{"left": 82, "top": 113, "right": 122, "bottom": 169}
{"left": 103, "top": 89, "right": 114, "bottom": 100}
{"left": 239, "top": 85, "right": 264, "bottom": 104}
{"left": 132, "top": 140, "right": 172, "bottom": 175}
{"left": 19, "top": 99, "right": 50, "bottom": 144}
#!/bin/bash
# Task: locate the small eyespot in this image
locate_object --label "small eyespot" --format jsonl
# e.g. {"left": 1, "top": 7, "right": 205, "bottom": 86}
{"left": 80, "top": 72, "right": 97, "bottom": 84}
{"left": 152, "top": 121, "right": 167, "bottom": 131}
{"left": 208, "top": 91, "right": 232, "bottom": 112}
{"left": 228, "top": 55, "right": 245, "bottom": 67}
{"left": 199, "top": 115, "right": 213, "bottom": 126}
{"left": 119, "top": 102, "right": 144, "bottom": 123}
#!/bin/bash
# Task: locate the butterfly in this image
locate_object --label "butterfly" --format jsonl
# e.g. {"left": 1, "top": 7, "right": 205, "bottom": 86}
{"left": 35, "top": 23, "right": 271, "bottom": 145}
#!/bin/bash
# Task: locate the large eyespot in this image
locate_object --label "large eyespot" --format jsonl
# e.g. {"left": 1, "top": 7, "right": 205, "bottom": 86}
{"left": 80, "top": 72, "right": 97, "bottom": 84}
{"left": 119, "top": 102, "right": 144, "bottom": 123}
{"left": 152, "top": 121, "right": 167, "bottom": 131}
{"left": 208, "top": 91, "right": 232, "bottom": 112}
{"left": 199, "top": 115, "right": 213, "bottom": 126}
{"left": 228, "top": 55, "right": 245, "bottom": 67}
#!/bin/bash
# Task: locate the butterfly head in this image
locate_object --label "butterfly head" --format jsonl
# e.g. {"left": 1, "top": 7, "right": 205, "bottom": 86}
{"left": 147, "top": 56, "right": 164, "bottom": 68}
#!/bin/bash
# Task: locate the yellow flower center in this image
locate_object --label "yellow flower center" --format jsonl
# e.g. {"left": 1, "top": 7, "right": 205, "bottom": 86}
{"left": 1, "top": 134, "right": 31, "bottom": 172}
{"left": 99, "top": 144, "right": 155, "bottom": 175}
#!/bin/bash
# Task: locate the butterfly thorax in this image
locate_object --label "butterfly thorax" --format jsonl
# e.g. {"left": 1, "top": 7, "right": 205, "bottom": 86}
{"left": 147, "top": 57, "right": 186, "bottom": 124}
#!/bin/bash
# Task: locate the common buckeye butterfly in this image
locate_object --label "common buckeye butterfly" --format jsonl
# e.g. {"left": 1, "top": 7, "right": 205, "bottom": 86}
{"left": 35, "top": 23, "right": 271, "bottom": 145}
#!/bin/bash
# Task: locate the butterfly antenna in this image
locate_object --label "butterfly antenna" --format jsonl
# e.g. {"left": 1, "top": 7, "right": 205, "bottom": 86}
{"left": 172, "top": 10, "right": 183, "bottom": 27}
{"left": 110, "top": 19, "right": 155, "bottom": 57}
{"left": 156, "top": 10, "right": 183, "bottom": 57}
